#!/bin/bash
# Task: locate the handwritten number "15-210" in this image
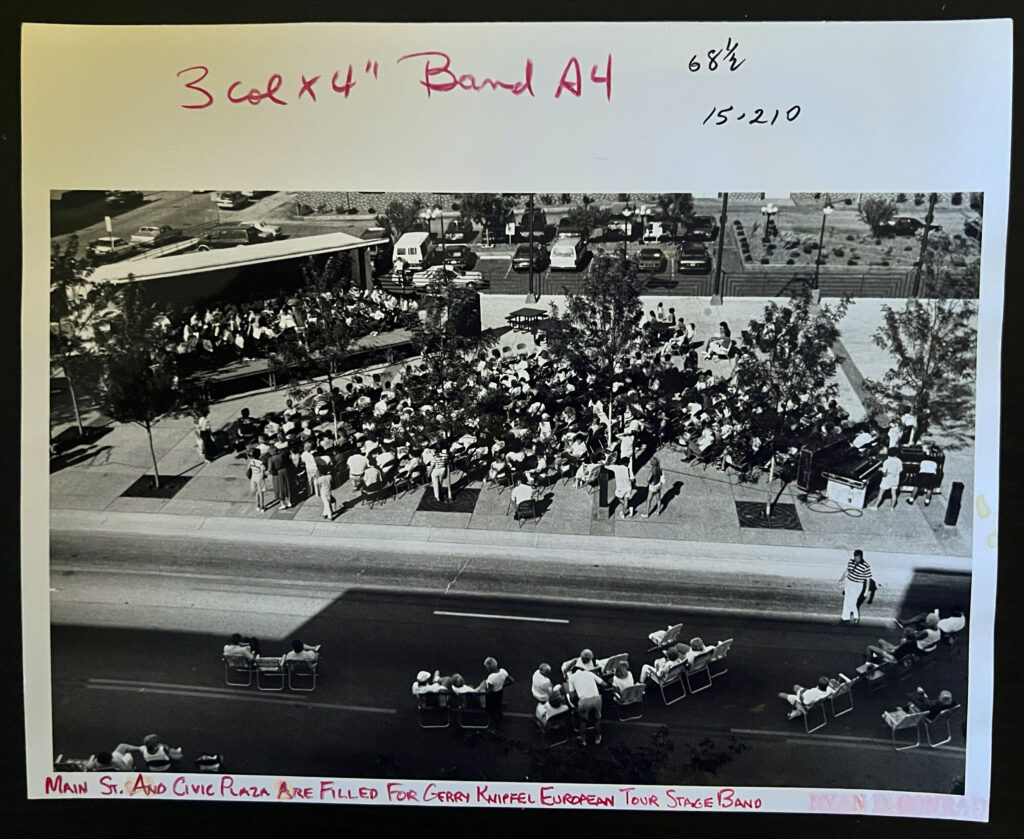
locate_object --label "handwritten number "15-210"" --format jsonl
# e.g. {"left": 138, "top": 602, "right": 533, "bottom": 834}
{"left": 702, "top": 105, "right": 801, "bottom": 126}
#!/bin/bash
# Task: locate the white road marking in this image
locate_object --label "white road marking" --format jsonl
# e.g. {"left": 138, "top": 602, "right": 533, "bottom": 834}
{"left": 729, "top": 727, "right": 965, "bottom": 756}
{"left": 433, "top": 610, "right": 569, "bottom": 624}
{"left": 85, "top": 678, "right": 396, "bottom": 714}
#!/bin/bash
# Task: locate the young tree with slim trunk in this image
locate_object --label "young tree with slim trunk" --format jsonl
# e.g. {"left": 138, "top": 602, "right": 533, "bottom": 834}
{"left": 405, "top": 276, "right": 494, "bottom": 497}
{"left": 728, "top": 292, "right": 849, "bottom": 519}
{"left": 50, "top": 236, "right": 113, "bottom": 437}
{"left": 94, "top": 279, "right": 182, "bottom": 489}
{"left": 859, "top": 196, "right": 897, "bottom": 236}
{"left": 545, "top": 253, "right": 645, "bottom": 447}
{"left": 459, "top": 193, "right": 519, "bottom": 243}
{"left": 272, "top": 255, "right": 375, "bottom": 440}
{"left": 866, "top": 241, "right": 978, "bottom": 440}
{"left": 378, "top": 198, "right": 424, "bottom": 241}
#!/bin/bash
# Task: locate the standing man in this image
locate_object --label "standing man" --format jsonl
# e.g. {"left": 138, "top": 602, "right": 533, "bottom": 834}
{"left": 477, "top": 657, "right": 514, "bottom": 732}
{"left": 568, "top": 666, "right": 607, "bottom": 746}
{"left": 875, "top": 448, "right": 904, "bottom": 510}
{"left": 838, "top": 549, "right": 873, "bottom": 624}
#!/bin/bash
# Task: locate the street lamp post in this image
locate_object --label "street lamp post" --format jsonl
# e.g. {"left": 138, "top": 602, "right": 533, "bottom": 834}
{"left": 711, "top": 192, "right": 728, "bottom": 305}
{"left": 760, "top": 202, "right": 778, "bottom": 242}
{"left": 621, "top": 206, "right": 633, "bottom": 263}
{"left": 812, "top": 202, "right": 834, "bottom": 303}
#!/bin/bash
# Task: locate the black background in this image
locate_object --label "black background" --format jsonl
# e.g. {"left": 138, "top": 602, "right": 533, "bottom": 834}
{"left": 1, "top": 2, "right": 1019, "bottom": 836}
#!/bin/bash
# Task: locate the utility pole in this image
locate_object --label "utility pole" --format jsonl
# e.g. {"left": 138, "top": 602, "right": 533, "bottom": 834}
{"left": 911, "top": 192, "right": 938, "bottom": 298}
{"left": 711, "top": 192, "right": 728, "bottom": 305}
{"left": 527, "top": 193, "right": 535, "bottom": 302}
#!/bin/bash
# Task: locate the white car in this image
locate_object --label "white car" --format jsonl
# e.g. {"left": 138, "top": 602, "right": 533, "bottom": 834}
{"left": 245, "top": 220, "right": 282, "bottom": 240}
{"left": 130, "top": 225, "right": 180, "bottom": 247}
{"left": 86, "top": 236, "right": 136, "bottom": 261}
{"left": 410, "top": 265, "right": 487, "bottom": 289}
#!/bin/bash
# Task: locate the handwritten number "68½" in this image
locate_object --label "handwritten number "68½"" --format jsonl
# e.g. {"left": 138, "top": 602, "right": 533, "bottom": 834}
{"left": 702, "top": 105, "right": 801, "bottom": 126}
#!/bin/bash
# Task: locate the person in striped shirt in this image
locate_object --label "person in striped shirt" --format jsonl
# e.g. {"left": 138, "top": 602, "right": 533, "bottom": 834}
{"left": 430, "top": 448, "right": 452, "bottom": 503}
{"left": 838, "top": 550, "right": 872, "bottom": 624}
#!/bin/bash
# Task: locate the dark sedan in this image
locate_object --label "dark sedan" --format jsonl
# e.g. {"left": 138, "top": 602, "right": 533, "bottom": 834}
{"left": 439, "top": 244, "right": 476, "bottom": 269}
{"left": 880, "top": 217, "right": 942, "bottom": 235}
{"left": 677, "top": 243, "right": 712, "bottom": 273}
{"left": 683, "top": 215, "right": 719, "bottom": 242}
{"left": 512, "top": 243, "right": 549, "bottom": 271}
{"left": 637, "top": 247, "right": 667, "bottom": 273}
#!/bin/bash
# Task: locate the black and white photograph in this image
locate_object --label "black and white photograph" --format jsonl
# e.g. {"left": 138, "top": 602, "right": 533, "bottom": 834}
{"left": 48, "top": 188, "right": 980, "bottom": 794}
{"left": 20, "top": 19, "right": 1010, "bottom": 822}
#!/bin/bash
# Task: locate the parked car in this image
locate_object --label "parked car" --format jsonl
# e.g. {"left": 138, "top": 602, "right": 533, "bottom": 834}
{"left": 512, "top": 242, "right": 549, "bottom": 272}
{"left": 637, "top": 247, "right": 667, "bottom": 273}
{"left": 963, "top": 217, "right": 982, "bottom": 241}
{"left": 86, "top": 236, "right": 136, "bottom": 261}
{"left": 129, "top": 225, "right": 180, "bottom": 247}
{"left": 516, "top": 208, "right": 548, "bottom": 240}
{"left": 683, "top": 215, "right": 718, "bottom": 242}
{"left": 104, "top": 190, "right": 144, "bottom": 209}
{"left": 439, "top": 244, "right": 475, "bottom": 269}
{"left": 196, "top": 225, "right": 262, "bottom": 250}
{"left": 216, "top": 191, "right": 249, "bottom": 210}
{"left": 411, "top": 265, "right": 488, "bottom": 290}
{"left": 247, "top": 220, "right": 282, "bottom": 240}
{"left": 880, "top": 216, "right": 942, "bottom": 235}
{"left": 677, "top": 243, "right": 712, "bottom": 273}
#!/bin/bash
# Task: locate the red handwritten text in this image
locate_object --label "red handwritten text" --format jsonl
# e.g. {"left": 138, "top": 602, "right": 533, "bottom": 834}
{"left": 397, "top": 51, "right": 535, "bottom": 98}
{"left": 554, "top": 55, "right": 612, "bottom": 100}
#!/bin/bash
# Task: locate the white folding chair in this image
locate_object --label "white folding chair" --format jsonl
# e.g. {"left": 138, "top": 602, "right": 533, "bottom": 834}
{"left": 882, "top": 709, "right": 929, "bottom": 750}
{"left": 598, "top": 653, "right": 629, "bottom": 677}
{"left": 614, "top": 684, "right": 646, "bottom": 721}
{"left": 924, "top": 704, "right": 961, "bottom": 747}
{"left": 709, "top": 639, "right": 733, "bottom": 679}
{"left": 654, "top": 662, "right": 687, "bottom": 705}
{"left": 223, "top": 653, "right": 254, "bottom": 687}
{"left": 829, "top": 673, "right": 856, "bottom": 717}
{"left": 254, "top": 655, "right": 285, "bottom": 691}
{"left": 647, "top": 623, "right": 684, "bottom": 653}
{"left": 417, "top": 691, "right": 451, "bottom": 729}
{"left": 799, "top": 700, "right": 828, "bottom": 734}
{"left": 287, "top": 659, "right": 318, "bottom": 692}
{"left": 535, "top": 709, "right": 572, "bottom": 747}
{"left": 684, "top": 650, "right": 715, "bottom": 694}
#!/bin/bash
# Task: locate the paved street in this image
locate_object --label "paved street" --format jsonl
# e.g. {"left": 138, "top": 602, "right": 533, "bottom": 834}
{"left": 50, "top": 530, "right": 969, "bottom": 791}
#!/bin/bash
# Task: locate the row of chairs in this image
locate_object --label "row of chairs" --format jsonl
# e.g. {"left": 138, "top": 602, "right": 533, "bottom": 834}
{"left": 882, "top": 704, "right": 962, "bottom": 750}
{"left": 224, "top": 654, "right": 318, "bottom": 692}
{"left": 793, "top": 674, "right": 858, "bottom": 734}
{"left": 416, "top": 691, "right": 490, "bottom": 729}
{"left": 856, "top": 634, "right": 961, "bottom": 694}
{"left": 648, "top": 639, "right": 734, "bottom": 705}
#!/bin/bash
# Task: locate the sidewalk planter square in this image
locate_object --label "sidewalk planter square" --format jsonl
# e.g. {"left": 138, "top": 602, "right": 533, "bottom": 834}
{"left": 735, "top": 500, "right": 803, "bottom": 531}
{"left": 120, "top": 475, "right": 192, "bottom": 500}
{"left": 417, "top": 488, "right": 480, "bottom": 514}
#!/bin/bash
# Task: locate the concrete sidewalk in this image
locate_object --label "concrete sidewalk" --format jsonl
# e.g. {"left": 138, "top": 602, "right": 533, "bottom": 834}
{"left": 48, "top": 296, "right": 976, "bottom": 580}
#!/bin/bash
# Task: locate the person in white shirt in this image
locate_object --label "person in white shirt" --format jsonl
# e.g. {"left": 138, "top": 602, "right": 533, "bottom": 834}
{"left": 535, "top": 687, "right": 570, "bottom": 727}
{"left": 531, "top": 663, "right": 554, "bottom": 703}
{"left": 640, "top": 648, "right": 681, "bottom": 684}
{"left": 511, "top": 480, "right": 536, "bottom": 508}
{"left": 605, "top": 457, "right": 636, "bottom": 519}
{"left": 568, "top": 667, "right": 607, "bottom": 745}
{"left": 875, "top": 448, "right": 904, "bottom": 510}
{"left": 611, "top": 662, "right": 635, "bottom": 695}
{"left": 411, "top": 669, "right": 448, "bottom": 696}
{"left": 778, "top": 677, "right": 835, "bottom": 720}
{"left": 477, "top": 657, "right": 514, "bottom": 730}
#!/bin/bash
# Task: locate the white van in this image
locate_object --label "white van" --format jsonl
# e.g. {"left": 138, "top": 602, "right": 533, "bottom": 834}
{"left": 393, "top": 231, "right": 435, "bottom": 269}
{"left": 549, "top": 235, "right": 585, "bottom": 270}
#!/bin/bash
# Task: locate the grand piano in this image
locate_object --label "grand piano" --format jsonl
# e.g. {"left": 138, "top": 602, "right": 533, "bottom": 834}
{"left": 797, "top": 439, "right": 945, "bottom": 509}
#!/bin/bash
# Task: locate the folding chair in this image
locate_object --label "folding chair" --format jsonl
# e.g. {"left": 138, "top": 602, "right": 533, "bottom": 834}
{"left": 454, "top": 692, "right": 491, "bottom": 729}
{"left": 924, "top": 705, "right": 961, "bottom": 747}
{"left": 361, "top": 482, "right": 387, "bottom": 509}
{"left": 882, "top": 709, "right": 929, "bottom": 750}
{"left": 535, "top": 710, "right": 573, "bottom": 747}
{"left": 223, "top": 653, "right": 254, "bottom": 687}
{"left": 254, "top": 655, "right": 285, "bottom": 691}
{"left": 397, "top": 468, "right": 425, "bottom": 498}
{"left": 654, "top": 662, "right": 687, "bottom": 705}
{"left": 895, "top": 655, "right": 916, "bottom": 683}
{"left": 614, "top": 684, "right": 646, "bottom": 721}
{"left": 417, "top": 692, "right": 451, "bottom": 729}
{"left": 829, "top": 673, "right": 856, "bottom": 717}
{"left": 708, "top": 638, "right": 733, "bottom": 679}
{"left": 514, "top": 498, "right": 540, "bottom": 528}
{"left": 598, "top": 653, "right": 629, "bottom": 678}
{"left": 684, "top": 650, "right": 715, "bottom": 694}
{"left": 287, "top": 659, "right": 318, "bottom": 692}
{"left": 647, "top": 623, "right": 684, "bottom": 653}
{"left": 194, "top": 754, "right": 223, "bottom": 773}
{"left": 798, "top": 700, "right": 828, "bottom": 734}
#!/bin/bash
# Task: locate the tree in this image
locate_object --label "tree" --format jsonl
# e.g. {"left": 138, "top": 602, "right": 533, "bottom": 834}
{"left": 378, "top": 198, "right": 424, "bottom": 240}
{"left": 727, "top": 292, "right": 849, "bottom": 518}
{"left": 94, "top": 280, "right": 183, "bottom": 489}
{"left": 272, "top": 255, "right": 375, "bottom": 439}
{"left": 50, "top": 236, "right": 114, "bottom": 437}
{"left": 561, "top": 204, "right": 611, "bottom": 240}
{"left": 866, "top": 249, "right": 978, "bottom": 442}
{"left": 405, "top": 277, "right": 493, "bottom": 465}
{"left": 545, "top": 254, "right": 645, "bottom": 446}
{"left": 459, "top": 193, "right": 518, "bottom": 240}
{"left": 860, "top": 196, "right": 896, "bottom": 235}
{"left": 656, "top": 192, "right": 694, "bottom": 221}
